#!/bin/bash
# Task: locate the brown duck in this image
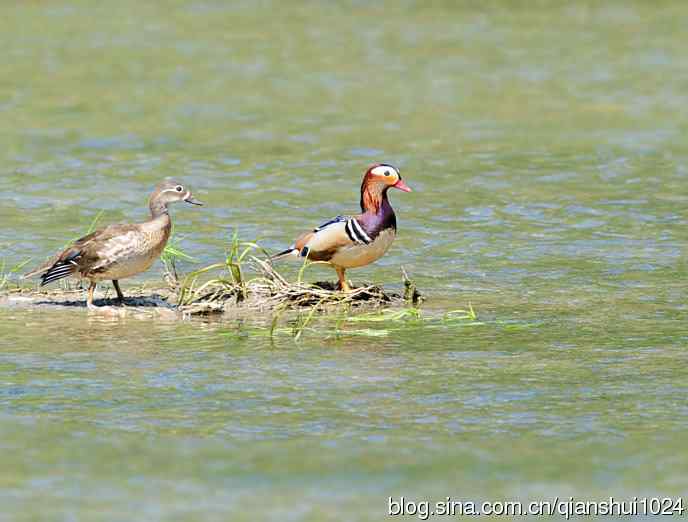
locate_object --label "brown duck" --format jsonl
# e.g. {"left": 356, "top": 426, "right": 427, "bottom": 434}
{"left": 24, "top": 180, "right": 202, "bottom": 308}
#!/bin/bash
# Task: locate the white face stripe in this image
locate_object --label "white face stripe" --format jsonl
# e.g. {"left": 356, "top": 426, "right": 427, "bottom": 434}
{"left": 160, "top": 186, "right": 185, "bottom": 196}
{"left": 370, "top": 165, "right": 398, "bottom": 177}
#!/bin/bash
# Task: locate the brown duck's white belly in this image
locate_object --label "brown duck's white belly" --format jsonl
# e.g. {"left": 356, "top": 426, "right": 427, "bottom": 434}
{"left": 330, "top": 228, "right": 396, "bottom": 268}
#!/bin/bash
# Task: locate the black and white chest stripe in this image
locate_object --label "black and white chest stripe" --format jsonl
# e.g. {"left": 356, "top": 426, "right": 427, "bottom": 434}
{"left": 344, "top": 218, "right": 372, "bottom": 245}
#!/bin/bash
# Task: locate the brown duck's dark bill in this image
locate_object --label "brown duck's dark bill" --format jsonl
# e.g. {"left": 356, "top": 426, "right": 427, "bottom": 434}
{"left": 185, "top": 196, "right": 203, "bottom": 206}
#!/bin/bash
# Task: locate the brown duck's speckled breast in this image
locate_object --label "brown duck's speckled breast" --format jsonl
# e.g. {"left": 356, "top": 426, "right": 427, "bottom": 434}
{"left": 84, "top": 215, "right": 171, "bottom": 281}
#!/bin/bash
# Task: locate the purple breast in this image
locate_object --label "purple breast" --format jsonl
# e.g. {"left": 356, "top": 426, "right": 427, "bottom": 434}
{"left": 357, "top": 197, "right": 397, "bottom": 240}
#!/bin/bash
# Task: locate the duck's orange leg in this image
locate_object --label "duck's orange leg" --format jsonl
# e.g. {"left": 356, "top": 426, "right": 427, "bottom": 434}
{"left": 87, "top": 281, "right": 97, "bottom": 309}
{"left": 335, "top": 266, "right": 352, "bottom": 293}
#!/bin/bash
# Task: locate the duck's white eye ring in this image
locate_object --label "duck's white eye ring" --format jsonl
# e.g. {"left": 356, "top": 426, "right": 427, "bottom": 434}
{"left": 175, "top": 185, "right": 183, "bottom": 192}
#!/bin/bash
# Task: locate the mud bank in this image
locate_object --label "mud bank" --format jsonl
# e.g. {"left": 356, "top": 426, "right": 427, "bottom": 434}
{"left": 0, "top": 280, "right": 421, "bottom": 320}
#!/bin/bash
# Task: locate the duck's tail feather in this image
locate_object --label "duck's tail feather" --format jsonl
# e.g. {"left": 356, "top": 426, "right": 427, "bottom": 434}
{"left": 40, "top": 259, "right": 79, "bottom": 286}
{"left": 23, "top": 264, "right": 51, "bottom": 279}
{"left": 270, "top": 248, "right": 300, "bottom": 262}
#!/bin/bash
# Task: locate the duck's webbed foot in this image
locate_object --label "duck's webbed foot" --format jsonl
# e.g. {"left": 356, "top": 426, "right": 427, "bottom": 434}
{"left": 335, "top": 267, "right": 353, "bottom": 293}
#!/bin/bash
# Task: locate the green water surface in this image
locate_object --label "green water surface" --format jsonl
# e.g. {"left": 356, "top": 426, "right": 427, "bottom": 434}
{"left": 1, "top": 2, "right": 687, "bottom": 520}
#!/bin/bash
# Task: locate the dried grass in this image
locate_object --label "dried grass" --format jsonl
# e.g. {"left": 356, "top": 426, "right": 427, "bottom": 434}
{"left": 173, "top": 255, "right": 422, "bottom": 317}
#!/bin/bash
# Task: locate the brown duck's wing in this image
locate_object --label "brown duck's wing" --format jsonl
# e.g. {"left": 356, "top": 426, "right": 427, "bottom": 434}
{"left": 25, "top": 224, "right": 139, "bottom": 284}
{"left": 23, "top": 226, "right": 106, "bottom": 279}
{"left": 78, "top": 224, "right": 141, "bottom": 245}
{"left": 24, "top": 243, "right": 93, "bottom": 286}
{"left": 78, "top": 224, "right": 143, "bottom": 272}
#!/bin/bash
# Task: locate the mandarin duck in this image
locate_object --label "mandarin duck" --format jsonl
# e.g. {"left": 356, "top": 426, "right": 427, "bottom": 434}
{"left": 273, "top": 163, "right": 411, "bottom": 292}
{"left": 24, "top": 180, "right": 202, "bottom": 308}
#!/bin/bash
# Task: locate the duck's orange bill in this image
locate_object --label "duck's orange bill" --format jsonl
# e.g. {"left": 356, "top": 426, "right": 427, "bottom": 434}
{"left": 393, "top": 179, "right": 412, "bottom": 192}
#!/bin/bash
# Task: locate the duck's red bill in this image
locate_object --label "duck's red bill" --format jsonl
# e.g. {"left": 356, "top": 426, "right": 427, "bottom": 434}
{"left": 393, "top": 179, "right": 412, "bottom": 192}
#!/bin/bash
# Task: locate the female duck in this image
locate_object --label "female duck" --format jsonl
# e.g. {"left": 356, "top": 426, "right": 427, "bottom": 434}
{"left": 273, "top": 163, "right": 411, "bottom": 292}
{"left": 25, "top": 180, "right": 202, "bottom": 308}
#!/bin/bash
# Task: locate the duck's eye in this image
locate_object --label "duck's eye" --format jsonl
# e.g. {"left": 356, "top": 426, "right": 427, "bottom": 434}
{"left": 385, "top": 170, "right": 392, "bottom": 176}
{"left": 175, "top": 186, "right": 183, "bottom": 192}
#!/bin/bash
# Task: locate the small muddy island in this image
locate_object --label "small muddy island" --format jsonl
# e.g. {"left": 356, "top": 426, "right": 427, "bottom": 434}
{"left": 1, "top": 258, "right": 424, "bottom": 322}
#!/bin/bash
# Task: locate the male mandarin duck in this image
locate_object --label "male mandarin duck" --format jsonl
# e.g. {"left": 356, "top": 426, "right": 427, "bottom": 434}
{"left": 273, "top": 163, "right": 411, "bottom": 292}
{"left": 24, "top": 180, "right": 202, "bottom": 308}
